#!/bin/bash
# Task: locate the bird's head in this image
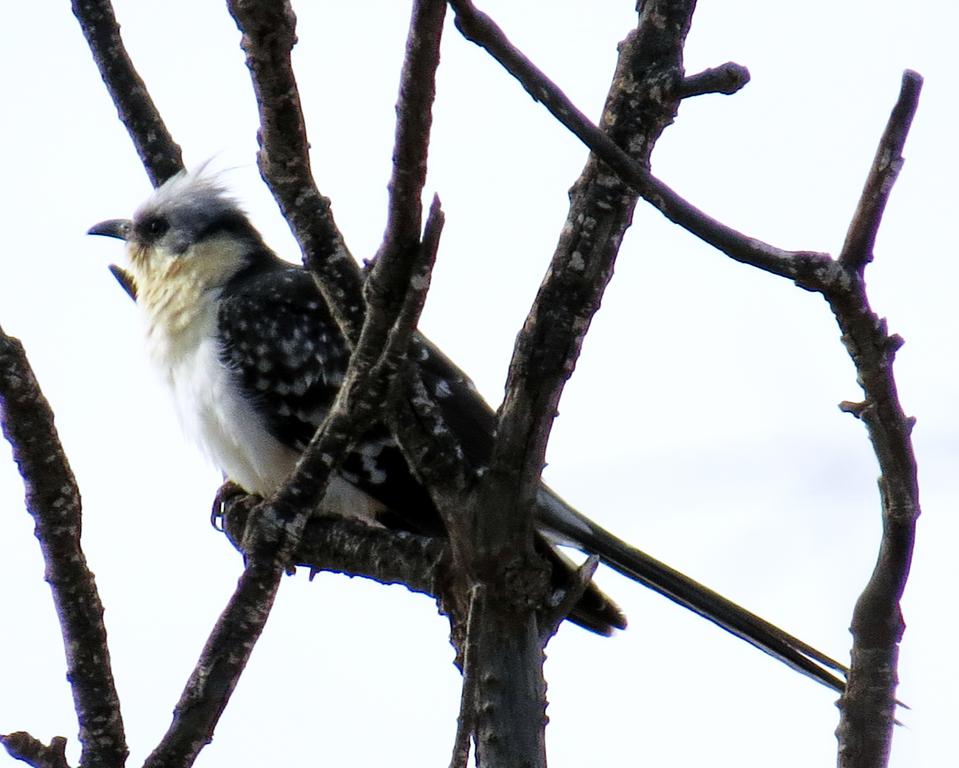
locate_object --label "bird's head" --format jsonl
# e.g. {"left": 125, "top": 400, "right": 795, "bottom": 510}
{"left": 88, "top": 170, "right": 268, "bottom": 304}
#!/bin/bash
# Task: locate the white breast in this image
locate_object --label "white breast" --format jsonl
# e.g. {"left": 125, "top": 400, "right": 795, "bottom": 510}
{"left": 145, "top": 297, "right": 300, "bottom": 497}
{"left": 137, "top": 276, "right": 385, "bottom": 520}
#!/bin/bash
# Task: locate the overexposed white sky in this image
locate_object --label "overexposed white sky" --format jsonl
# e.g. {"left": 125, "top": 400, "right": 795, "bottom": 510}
{"left": 1, "top": 2, "right": 954, "bottom": 766}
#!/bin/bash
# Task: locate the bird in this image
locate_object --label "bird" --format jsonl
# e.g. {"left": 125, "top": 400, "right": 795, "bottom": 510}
{"left": 88, "top": 168, "right": 846, "bottom": 690}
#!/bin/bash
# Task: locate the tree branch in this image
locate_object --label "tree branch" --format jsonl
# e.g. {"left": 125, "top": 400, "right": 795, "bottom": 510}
{"left": 0, "top": 330, "right": 128, "bottom": 768}
{"left": 141, "top": 562, "right": 284, "bottom": 768}
{"left": 449, "top": 0, "right": 837, "bottom": 292}
{"left": 490, "top": 0, "right": 692, "bottom": 514}
{"left": 446, "top": 2, "right": 698, "bottom": 765}
{"left": 218, "top": 501, "right": 447, "bottom": 597}
{"left": 679, "top": 62, "right": 751, "bottom": 97}
{"left": 374, "top": 0, "right": 447, "bottom": 266}
{"left": 448, "top": 584, "right": 484, "bottom": 768}
{"left": 833, "top": 72, "right": 923, "bottom": 768}
{"left": 0, "top": 733, "right": 70, "bottom": 768}
{"left": 840, "top": 71, "right": 923, "bottom": 272}
{"left": 226, "top": 0, "right": 365, "bottom": 343}
{"left": 463, "top": 11, "right": 920, "bottom": 754}
{"left": 71, "top": 0, "right": 183, "bottom": 185}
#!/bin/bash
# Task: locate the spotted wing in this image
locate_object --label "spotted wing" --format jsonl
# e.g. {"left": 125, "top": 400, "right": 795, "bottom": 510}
{"left": 216, "top": 263, "right": 438, "bottom": 531}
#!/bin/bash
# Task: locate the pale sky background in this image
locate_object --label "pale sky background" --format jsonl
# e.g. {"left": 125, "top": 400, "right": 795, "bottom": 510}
{"left": 0, "top": 2, "right": 954, "bottom": 766}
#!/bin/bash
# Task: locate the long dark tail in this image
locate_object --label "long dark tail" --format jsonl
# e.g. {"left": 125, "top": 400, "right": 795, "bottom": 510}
{"left": 536, "top": 488, "right": 848, "bottom": 693}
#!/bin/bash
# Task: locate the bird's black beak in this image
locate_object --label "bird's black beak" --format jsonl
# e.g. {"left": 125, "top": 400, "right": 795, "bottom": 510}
{"left": 87, "top": 219, "right": 132, "bottom": 240}
{"left": 87, "top": 219, "right": 138, "bottom": 301}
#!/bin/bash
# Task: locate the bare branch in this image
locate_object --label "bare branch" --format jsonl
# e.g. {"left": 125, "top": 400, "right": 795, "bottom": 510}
{"left": 840, "top": 70, "right": 923, "bottom": 272}
{"left": 448, "top": 585, "right": 484, "bottom": 768}
{"left": 447, "top": 3, "right": 698, "bottom": 765}
{"left": 226, "top": 0, "right": 365, "bottom": 342}
{"left": 0, "top": 733, "right": 70, "bottom": 768}
{"left": 284, "top": 517, "right": 445, "bottom": 597}
{"left": 387, "top": 198, "right": 445, "bottom": 360}
{"left": 142, "top": 564, "right": 283, "bottom": 768}
{"left": 0, "top": 330, "right": 128, "bottom": 768}
{"left": 448, "top": 25, "right": 923, "bottom": 756}
{"left": 374, "top": 0, "right": 447, "bottom": 264}
{"left": 449, "top": 0, "right": 836, "bottom": 291}
{"left": 832, "top": 73, "right": 923, "bottom": 768}
{"left": 489, "top": 0, "right": 692, "bottom": 537}
{"left": 679, "top": 61, "right": 751, "bottom": 97}
{"left": 449, "top": 0, "right": 624, "bottom": 169}
{"left": 71, "top": 0, "right": 183, "bottom": 184}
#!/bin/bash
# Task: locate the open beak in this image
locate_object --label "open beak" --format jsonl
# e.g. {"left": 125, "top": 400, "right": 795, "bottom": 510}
{"left": 87, "top": 219, "right": 138, "bottom": 300}
{"left": 87, "top": 219, "right": 132, "bottom": 240}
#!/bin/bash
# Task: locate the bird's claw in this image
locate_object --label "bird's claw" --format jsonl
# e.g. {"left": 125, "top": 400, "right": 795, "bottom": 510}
{"left": 211, "top": 480, "right": 247, "bottom": 531}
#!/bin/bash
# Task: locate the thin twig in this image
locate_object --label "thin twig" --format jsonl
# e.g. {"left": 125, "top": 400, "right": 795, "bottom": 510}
{"left": 833, "top": 72, "right": 923, "bottom": 768}
{"left": 226, "top": 0, "right": 365, "bottom": 343}
{"left": 386, "top": 198, "right": 445, "bottom": 363}
{"left": 679, "top": 62, "right": 751, "bottom": 97}
{"left": 840, "top": 71, "right": 923, "bottom": 271}
{"left": 0, "top": 330, "right": 128, "bottom": 768}
{"left": 71, "top": 0, "right": 183, "bottom": 185}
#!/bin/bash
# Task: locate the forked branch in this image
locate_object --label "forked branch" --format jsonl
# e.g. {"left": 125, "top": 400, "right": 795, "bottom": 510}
{"left": 833, "top": 71, "right": 922, "bottom": 768}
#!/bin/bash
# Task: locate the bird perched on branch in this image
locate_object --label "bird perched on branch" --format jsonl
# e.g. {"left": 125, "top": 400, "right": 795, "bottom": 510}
{"left": 89, "top": 168, "right": 846, "bottom": 691}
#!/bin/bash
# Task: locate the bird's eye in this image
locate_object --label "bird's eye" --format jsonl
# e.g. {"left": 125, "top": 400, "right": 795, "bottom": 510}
{"left": 144, "top": 215, "right": 169, "bottom": 239}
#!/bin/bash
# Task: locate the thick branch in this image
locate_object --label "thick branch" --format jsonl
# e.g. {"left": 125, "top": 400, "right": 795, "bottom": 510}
{"left": 71, "top": 0, "right": 183, "bottom": 184}
{"left": 0, "top": 330, "right": 127, "bottom": 768}
{"left": 220, "top": 501, "right": 446, "bottom": 596}
{"left": 490, "top": 0, "right": 692, "bottom": 518}
{"left": 448, "top": 3, "right": 699, "bottom": 767}
{"left": 226, "top": 0, "right": 365, "bottom": 342}
{"left": 833, "top": 72, "right": 923, "bottom": 768}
